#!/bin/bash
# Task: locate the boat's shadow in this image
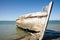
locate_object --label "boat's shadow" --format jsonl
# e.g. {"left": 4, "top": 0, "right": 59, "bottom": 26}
{"left": 43, "top": 29, "right": 60, "bottom": 40}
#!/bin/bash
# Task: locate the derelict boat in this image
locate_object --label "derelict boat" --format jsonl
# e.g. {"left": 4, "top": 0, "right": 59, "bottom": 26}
{"left": 16, "top": 1, "right": 53, "bottom": 40}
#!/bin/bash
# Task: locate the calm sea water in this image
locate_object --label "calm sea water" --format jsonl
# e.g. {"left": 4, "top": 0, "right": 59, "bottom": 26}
{"left": 0, "top": 20, "right": 60, "bottom": 40}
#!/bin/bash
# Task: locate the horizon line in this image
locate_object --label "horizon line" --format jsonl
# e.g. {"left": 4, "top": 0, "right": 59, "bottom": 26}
{"left": 0, "top": 20, "right": 60, "bottom": 21}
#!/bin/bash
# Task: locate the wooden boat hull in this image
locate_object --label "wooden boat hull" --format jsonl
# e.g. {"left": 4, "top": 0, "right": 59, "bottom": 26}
{"left": 16, "top": 1, "right": 53, "bottom": 40}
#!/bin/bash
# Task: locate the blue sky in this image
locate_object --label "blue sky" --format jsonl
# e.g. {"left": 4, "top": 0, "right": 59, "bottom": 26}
{"left": 0, "top": 0, "right": 60, "bottom": 21}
